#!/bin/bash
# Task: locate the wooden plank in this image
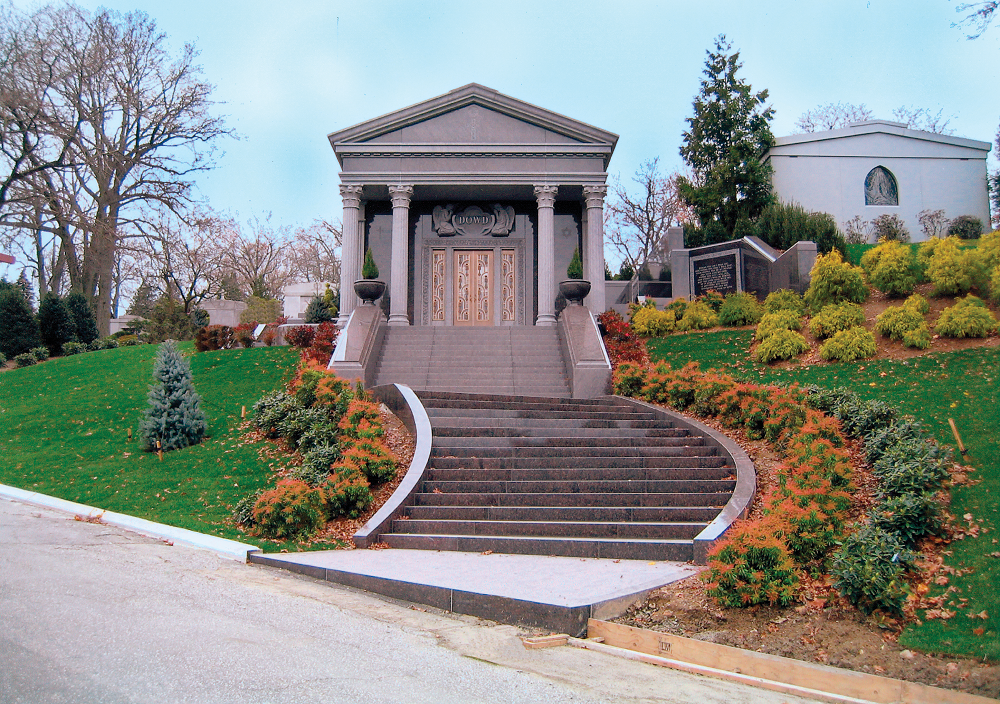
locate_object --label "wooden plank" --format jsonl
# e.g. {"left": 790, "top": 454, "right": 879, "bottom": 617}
{"left": 520, "top": 634, "right": 569, "bottom": 650}
{"left": 587, "top": 619, "right": 995, "bottom": 704}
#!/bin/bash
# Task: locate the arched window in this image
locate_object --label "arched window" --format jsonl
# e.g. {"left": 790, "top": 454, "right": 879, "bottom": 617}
{"left": 865, "top": 166, "right": 898, "bottom": 206}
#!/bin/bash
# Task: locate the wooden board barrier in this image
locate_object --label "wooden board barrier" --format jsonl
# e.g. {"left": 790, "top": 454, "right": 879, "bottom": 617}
{"left": 587, "top": 619, "right": 995, "bottom": 704}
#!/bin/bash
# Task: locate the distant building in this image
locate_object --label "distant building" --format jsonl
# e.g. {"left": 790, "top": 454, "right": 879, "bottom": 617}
{"left": 764, "top": 120, "right": 992, "bottom": 241}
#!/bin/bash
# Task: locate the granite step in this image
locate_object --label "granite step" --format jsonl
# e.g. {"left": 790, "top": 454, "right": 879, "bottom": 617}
{"left": 391, "top": 519, "right": 706, "bottom": 540}
{"left": 382, "top": 533, "right": 695, "bottom": 562}
{"left": 405, "top": 505, "right": 724, "bottom": 522}
{"left": 424, "top": 466, "right": 734, "bottom": 482}
{"left": 410, "top": 491, "right": 731, "bottom": 508}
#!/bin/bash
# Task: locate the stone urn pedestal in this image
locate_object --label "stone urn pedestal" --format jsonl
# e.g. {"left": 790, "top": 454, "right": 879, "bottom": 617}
{"left": 353, "top": 279, "right": 386, "bottom": 305}
{"left": 558, "top": 279, "right": 591, "bottom": 305}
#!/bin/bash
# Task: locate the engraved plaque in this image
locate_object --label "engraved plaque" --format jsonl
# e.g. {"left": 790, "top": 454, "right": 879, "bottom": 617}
{"left": 692, "top": 254, "right": 738, "bottom": 296}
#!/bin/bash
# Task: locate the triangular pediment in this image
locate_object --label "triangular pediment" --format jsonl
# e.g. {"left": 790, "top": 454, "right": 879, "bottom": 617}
{"left": 328, "top": 84, "right": 618, "bottom": 150}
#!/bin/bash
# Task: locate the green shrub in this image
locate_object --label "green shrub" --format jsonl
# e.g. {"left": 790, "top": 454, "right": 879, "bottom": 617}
{"left": 38, "top": 292, "right": 75, "bottom": 355}
{"left": 30, "top": 346, "right": 49, "bottom": 361}
{"left": 926, "top": 236, "right": 975, "bottom": 297}
{"left": 277, "top": 406, "right": 332, "bottom": 450}
{"left": 703, "top": 517, "right": 800, "bottom": 607}
{"left": 754, "top": 310, "right": 803, "bottom": 341}
{"left": 61, "top": 341, "right": 88, "bottom": 356}
{"left": 612, "top": 361, "right": 648, "bottom": 397}
{"left": 239, "top": 296, "right": 282, "bottom": 326}
{"left": 754, "top": 201, "right": 846, "bottom": 254}
{"left": 665, "top": 298, "right": 688, "bottom": 319}
{"left": 630, "top": 306, "right": 676, "bottom": 336}
{"left": 233, "top": 489, "right": 265, "bottom": 527}
{"left": 138, "top": 340, "right": 208, "bottom": 453}
{"left": 809, "top": 302, "right": 865, "bottom": 339}
{"left": 0, "top": 352, "right": 6, "bottom": 366}
{"left": 341, "top": 437, "right": 397, "bottom": 485}
{"left": 804, "top": 250, "right": 868, "bottom": 312}
{"left": 0, "top": 288, "right": 40, "bottom": 359}
{"left": 718, "top": 292, "right": 764, "bottom": 326}
{"left": 947, "top": 214, "right": 983, "bottom": 239}
{"left": 991, "top": 264, "right": 1000, "bottom": 304}
{"left": 872, "top": 444, "right": 952, "bottom": 498}
{"left": 832, "top": 524, "right": 917, "bottom": 615}
{"left": 901, "top": 325, "right": 932, "bottom": 349}
{"left": 89, "top": 336, "right": 119, "bottom": 351}
{"left": 362, "top": 247, "right": 380, "bottom": 279}
{"left": 870, "top": 214, "right": 910, "bottom": 243}
{"left": 819, "top": 326, "right": 877, "bottom": 362}
{"left": 567, "top": 247, "right": 583, "bottom": 279}
{"left": 676, "top": 300, "right": 719, "bottom": 331}
{"left": 118, "top": 335, "right": 141, "bottom": 346}
{"left": 14, "top": 352, "right": 37, "bottom": 367}
{"left": 763, "top": 289, "right": 805, "bottom": 315}
{"left": 870, "top": 493, "right": 943, "bottom": 548}
{"left": 861, "top": 240, "right": 916, "bottom": 297}
{"left": 865, "top": 417, "right": 929, "bottom": 462}
{"left": 934, "top": 295, "right": 998, "bottom": 338}
{"left": 698, "top": 290, "right": 725, "bottom": 312}
{"left": 320, "top": 469, "right": 374, "bottom": 519}
{"left": 874, "top": 305, "right": 924, "bottom": 340}
{"left": 65, "top": 292, "right": 99, "bottom": 345}
{"left": 754, "top": 328, "right": 809, "bottom": 363}
{"left": 251, "top": 479, "right": 326, "bottom": 540}
{"left": 304, "top": 296, "right": 334, "bottom": 324}
{"left": 979, "top": 230, "right": 1000, "bottom": 270}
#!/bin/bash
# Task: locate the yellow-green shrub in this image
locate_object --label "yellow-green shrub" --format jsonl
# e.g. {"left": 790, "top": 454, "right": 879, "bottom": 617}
{"left": 764, "top": 289, "right": 806, "bottom": 315}
{"left": 979, "top": 230, "right": 1000, "bottom": 271}
{"left": 902, "top": 325, "right": 932, "bottom": 349}
{"left": 809, "top": 302, "right": 865, "bottom": 339}
{"left": 904, "top": 293, "right": 930, "bottom": 314}
{"left": 630, "top": 305, "right": 676, "bottom": 336}
{"left": 926, "top": 236, "right": 976, "bottom": 296}
{"left": 676, "top": 300, "right": 719, "bottom": 331}
{"left": 934, "top": 295, "right": 999, "bottom": 338}
{"left": 874, "top": 305, "right": 931, "bottom": 348}
{"left": 755, "top": 309, "right": 803, "bottom": 342}
{"left": 804, "top": 250, "right": 868, "bottom": 312}
{"left": 819, "top": 326, "right": 877, "bottom": 362}
{"left": 754, "top": 328, "right": 810, "bottom": 363}
{"left": 718, "top": 292, "right": 764, "bottom": 326}
{"left": 861, "top": 240, "right": 916, "bottom": 297}
{"left": 991, "top": 264, "right": 1000, "bottom": 304}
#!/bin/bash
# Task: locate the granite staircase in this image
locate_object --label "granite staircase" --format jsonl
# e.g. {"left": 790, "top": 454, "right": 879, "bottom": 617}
{"left": 380, "top": 391, "right": 736, "bottom": 562}
{"left": 372, "top": 327, "right": 570, "bottom": 397}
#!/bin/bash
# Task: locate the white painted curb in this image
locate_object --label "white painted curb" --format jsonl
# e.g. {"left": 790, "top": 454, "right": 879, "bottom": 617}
{"left": 0, "top": 483, "right": 260, "bottom": 561}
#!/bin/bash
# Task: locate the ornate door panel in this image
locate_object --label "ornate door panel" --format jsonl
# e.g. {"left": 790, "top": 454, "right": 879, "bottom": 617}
{"left": 454, "top": 250, "right": 493, "bottom": 326}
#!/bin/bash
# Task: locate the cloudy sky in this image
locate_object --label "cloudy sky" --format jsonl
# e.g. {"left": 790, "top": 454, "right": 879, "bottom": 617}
{"left": 8, "top": 0, "right": 1000, "bottom": 238}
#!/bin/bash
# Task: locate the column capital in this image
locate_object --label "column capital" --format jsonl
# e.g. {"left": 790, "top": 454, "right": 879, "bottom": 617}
{"left": 339, "top": 184, "right": 364, "bottom": 209}
{"left": 388, "top": 184, "right": 414, "bottom": 208}
{"left": 582, "top": 184, "right": 608, "bottom": 209}
{"left": 533, "top": 184, "right": 558, "bottom": 208}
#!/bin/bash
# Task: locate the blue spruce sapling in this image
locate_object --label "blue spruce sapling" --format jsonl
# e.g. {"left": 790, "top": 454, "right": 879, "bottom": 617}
{"left": 139, "top": 340, "right": 208, "bottom": 452}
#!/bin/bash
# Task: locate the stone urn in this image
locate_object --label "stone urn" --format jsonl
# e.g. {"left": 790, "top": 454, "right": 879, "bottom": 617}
{"left": 353, "top": 279, "right": 386, "bottom": 305}
{"left": 558, "top": 279, "right": 591, "bottom": 305}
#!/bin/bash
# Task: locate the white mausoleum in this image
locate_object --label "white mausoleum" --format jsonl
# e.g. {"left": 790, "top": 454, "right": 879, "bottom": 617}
{"left": 765, "top": 120, "right": 992, "bottom": 241}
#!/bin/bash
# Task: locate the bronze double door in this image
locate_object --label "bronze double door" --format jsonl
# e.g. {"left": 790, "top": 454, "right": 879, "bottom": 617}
{"left": 443, "top": 249, "right": 516, "bottom": 326}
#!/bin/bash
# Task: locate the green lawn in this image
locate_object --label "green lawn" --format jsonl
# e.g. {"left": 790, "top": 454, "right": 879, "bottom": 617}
{"left": 0, "top": 342, "right": 337, "bottom": 551}
{"left": 647, "top": 330, "right": 1000, "bottom": 661}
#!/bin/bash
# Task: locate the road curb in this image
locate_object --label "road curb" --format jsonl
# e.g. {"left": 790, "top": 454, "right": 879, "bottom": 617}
{"left": 0, "top": 483, "right": 260, "bottom": 561}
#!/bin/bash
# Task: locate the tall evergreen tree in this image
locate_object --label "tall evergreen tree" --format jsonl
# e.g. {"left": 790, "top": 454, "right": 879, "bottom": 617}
{"left": 138, "top": 340, "right": 207, "bottom": 452}
{"left": 678, "top": 35, "right": 775, "bottom": 239}
{"left": 37, "top": 293, "right": 75, "bottom": 355}
{"left": 66, "top": 292, "right": 99, "bottom": 344}
{"left": 0, "top": 287, "right": 40, "bottom": 358}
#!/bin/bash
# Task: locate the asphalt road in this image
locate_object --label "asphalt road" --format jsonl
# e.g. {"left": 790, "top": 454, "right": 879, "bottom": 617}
{"left": 0, "top": 498, "right": 820, "bottom": 704}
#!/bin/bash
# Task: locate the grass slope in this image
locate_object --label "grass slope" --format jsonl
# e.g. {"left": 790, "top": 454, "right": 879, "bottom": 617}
{"left": 0, "top": 343, "right": 313, "bottom": 550}
{"left": 647, "top": 331, "right": 1000, "bottom": 661}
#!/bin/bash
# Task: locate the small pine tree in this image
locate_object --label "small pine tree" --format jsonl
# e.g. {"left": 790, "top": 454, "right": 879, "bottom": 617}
{"left": 138, "top": 340, "right": 208, "bottom": 452}
{"left": 37, "top": 293, "right": 75, "bottom": 355}
{"left": 362, "top": 248, "right": 379, "bottom": 279}
{"left": 304, "top": 296, "right": 333, "bottom": 323}
{"left": 0, "top": 288, "right": 41, "bottom": 358}
{"left": 567, "top": 247, "right": 584, "bottom": 279}
{"left": 65, "top": 292, "right": 99, "bottom": 344}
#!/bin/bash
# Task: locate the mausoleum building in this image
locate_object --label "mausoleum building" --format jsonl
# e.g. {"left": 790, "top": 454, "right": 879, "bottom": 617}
{"left": 328, "top": 84, "right": 618, "bottom": 327}
{"left": 765, "top": 120, "right": 992, "bottom": 241}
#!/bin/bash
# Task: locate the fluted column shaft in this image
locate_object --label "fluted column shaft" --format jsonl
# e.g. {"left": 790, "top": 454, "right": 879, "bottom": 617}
{"left": 338, "top": 184, "right": 364, "bottom": 326}
{"left": 583, "top": 185, "right": 608, "bottom": 315}
{"left": 534, "top": 185, "right": 558, "bottom": 326}
{"left": 388, "top": 184, "right": 414, "bottom": 326}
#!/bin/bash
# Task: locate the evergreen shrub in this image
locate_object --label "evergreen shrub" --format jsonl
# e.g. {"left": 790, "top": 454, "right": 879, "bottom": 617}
{"left": 320, "top": 470, "right": 373, "bottom": 519}
{"left": 991, "top": 264, "right": 1000, "bottom": 304}
{"left": 934, "top": 295, "right": 998, "bottom": 338}
{"left": 89, "top": 336, "right": 119, "bottom": 351}
{"left": 14, "top": 352, "right": 37, "bottom": 367}
{"left": 754, "top": 328, "right": 809, "bottom": 363}
{"left": 630, "top": 305, "right": 675, "bottom": 336}
{"left": 138, "top": 340, "right": 208, "bottom": 452}
{"left": 754, "top": 201, "right": 846, "bottom": 254}
{"left": 698, "top": 290, "right": 725, "bottom": 312}
{"left": 874, "top": 304, "right": 930, "bottom": 348}
{"left": 763, "top": 289, "right": 805, "bottom": 315}
{"left": 818, "top": 326, "right": 877, "bottom": 362}
{"left": 30, "top": 346, "right": 49, "bottom": 361}
{"left": 61, "top": 341, "right": 88, "bottom": 355}
{"left": 0, "top": 287, "right": 40, "bottom": 359}
{"left": 804, "top": 250, "right": 868, "bottom": 313}
{"left": 926, "top": 236, "right": 976, "bottom": 297}
{"left": 869, "top": 493, "right": 943, "bottom": 548}
{"left": 718, "top": 292, "right": 763, "bottom": 326}
{"left": 38, "top": 293, "right": 75, "bottom": 355}
{"left": 809, "top": 302, "right": 865, "bottom": 339}
{"left": 118, "top": 335, "right": 141, "bottom": 346}
{"left": 860, "top": 239, "right": 916, "bottom": 297}
{"left": 251, "top": 479, "right": 326, "bottom": 540}
{"left": 904, "top": 293, "right": 930, "bottom": 314}
{"left": 362, "top": 248, "right": 379, "bottom": 279}
{"left": 947, "top": 214, "right": 983, "bottom": 239}
{"left": 832, "top": 525, "right": 916, "bottom": 615}
{"left": 304, "top": 296, "right": 333, "bottom": 324}
{"left": 65, "top": 292, "right": 99, "bottom": 344}
{"left": 703, "top": 516, "right": 800, "bottom": 607}
{"left": 0, "top": 352, "right": 5, "bottom": 366}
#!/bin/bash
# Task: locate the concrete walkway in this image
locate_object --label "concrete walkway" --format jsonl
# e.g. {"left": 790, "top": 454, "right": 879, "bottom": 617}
{"left": 0, "top": 496, "right": 822, "bottom": 704}
{"left": 252, "top": 548, "right": 698, "bottom": 636}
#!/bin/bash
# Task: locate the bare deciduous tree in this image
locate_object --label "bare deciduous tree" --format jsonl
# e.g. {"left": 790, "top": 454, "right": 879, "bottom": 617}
{"left": 952, "top": 1, "right": 997, "bottom": 38}
{"left": 918, "top": 209, "right": 949, "bottom": 240}
{"left": 287, "top": 219, "right": 341, "bottom": 285}
{"left": 795, "top": 103, "right": 874, "bottom": 132}
{"left": 891, "top": 106, "right": 955, "bottom": 135}
{"left": 606, "top": 158, "right": 693, "bottom": 274}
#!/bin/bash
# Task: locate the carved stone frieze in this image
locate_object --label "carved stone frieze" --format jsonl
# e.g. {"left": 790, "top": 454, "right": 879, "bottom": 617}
{"left": 432, "top": 204, "right": 516, "bottom": 237}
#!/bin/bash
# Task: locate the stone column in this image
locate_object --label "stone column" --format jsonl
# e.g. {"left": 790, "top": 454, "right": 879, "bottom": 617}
{"left": 534, "top": 185, "right": 558, "bottom": 326}
{"left": 388, "top": 184, "right": 414, "bottom": 326}
{"left": 338, "top": 184, "right": 364, "bottom": 326}
{"left": 582, "top": 185, "right": 608, "bottom": 316}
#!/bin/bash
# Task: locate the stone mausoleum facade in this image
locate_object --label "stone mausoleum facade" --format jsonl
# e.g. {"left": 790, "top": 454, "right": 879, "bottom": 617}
{"left": 328, "top": 84, "right": 617, "bottom": 327}
{"left": 766, "top": 120, "right": 992, "bottom": 241}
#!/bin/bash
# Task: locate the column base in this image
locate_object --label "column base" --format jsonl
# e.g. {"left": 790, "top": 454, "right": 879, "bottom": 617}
{"left": 535, "top": 313, "right": 557, "bottom": 327}
{"left": 387, "top": 314, "right": 410, "bottom": 327}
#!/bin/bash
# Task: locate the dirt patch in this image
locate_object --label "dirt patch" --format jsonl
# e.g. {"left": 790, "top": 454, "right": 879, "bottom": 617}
{"left": 614, "top": 574, "right": 1000, "bottom": 699}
